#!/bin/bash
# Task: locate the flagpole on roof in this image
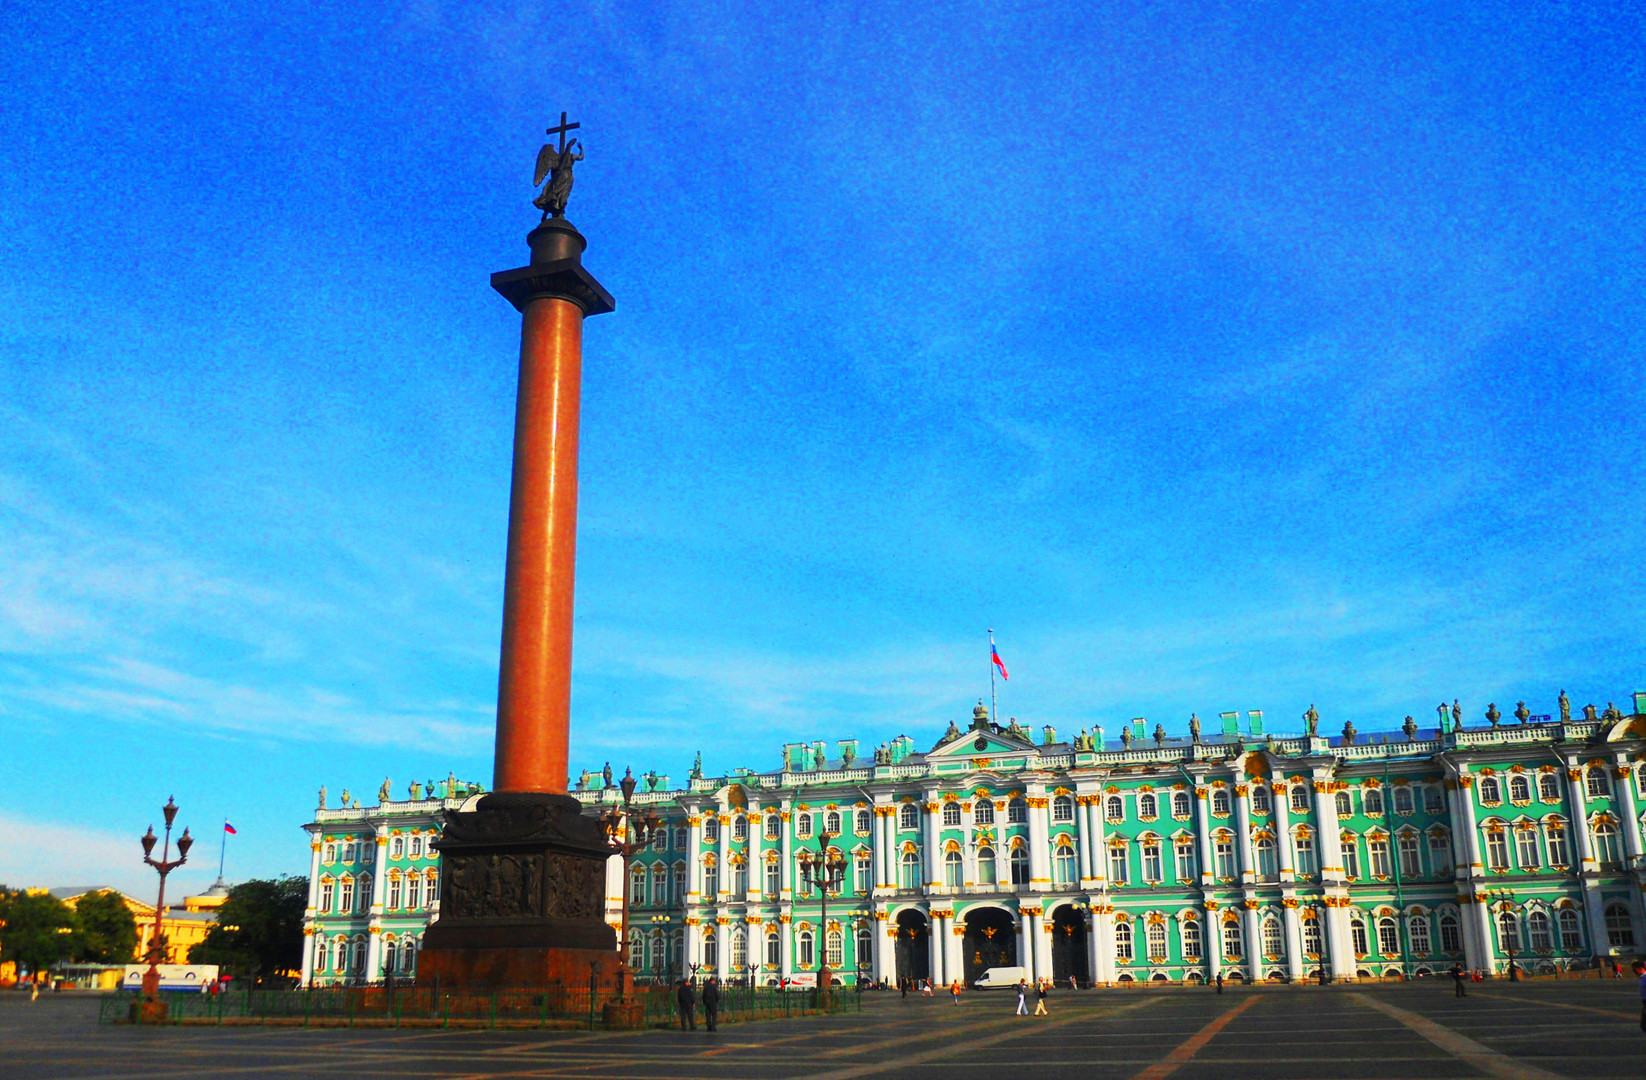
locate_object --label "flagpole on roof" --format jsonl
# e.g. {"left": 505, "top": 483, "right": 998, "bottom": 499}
{"left": 988, "top": 628, "right": 997, "bottom": 729}
{"left": 218, "top": 819, "right": 229, "bottom": 882}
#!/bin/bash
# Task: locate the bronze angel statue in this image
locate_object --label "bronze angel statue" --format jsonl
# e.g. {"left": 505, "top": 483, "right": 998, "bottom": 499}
{"left": 533, "top": 136, "right": 583, "bottom": 220}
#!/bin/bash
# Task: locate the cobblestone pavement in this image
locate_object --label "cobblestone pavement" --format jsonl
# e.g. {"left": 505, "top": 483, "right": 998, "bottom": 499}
{"left": 3, "top": 981, "right": 1642, "bottom": 1080}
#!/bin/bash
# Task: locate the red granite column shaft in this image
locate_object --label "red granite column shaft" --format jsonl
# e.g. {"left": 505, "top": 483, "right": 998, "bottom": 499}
{"left": 493, "top": 296, "right": 584, "bottom": 794}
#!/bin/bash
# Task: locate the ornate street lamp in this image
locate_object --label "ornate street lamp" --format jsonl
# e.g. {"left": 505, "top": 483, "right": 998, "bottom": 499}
{"left": 797, "top": 830, "right": 846, "bottom": 991}
{"left": 602, "top": 767, "right": 662, "bottom": 998}
{"left": 138, "top": 797, "right": 192, "bottom": 1015}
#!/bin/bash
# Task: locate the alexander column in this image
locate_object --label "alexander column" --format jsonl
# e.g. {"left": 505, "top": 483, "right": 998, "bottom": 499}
{"left": 418, "top": 115, "right": 622, "bottom": 992}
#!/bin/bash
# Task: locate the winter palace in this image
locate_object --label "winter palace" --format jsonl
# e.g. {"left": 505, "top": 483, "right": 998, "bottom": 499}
{"left": 300, "top": 694, "right": 1646, "bottom": 988}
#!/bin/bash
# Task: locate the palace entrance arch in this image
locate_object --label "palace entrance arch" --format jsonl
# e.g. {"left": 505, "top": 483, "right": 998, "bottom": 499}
{"left": 961, "top": 906, "right": 1017, "bottom": 984}
{"left": 1049, "top": 904, "right": 1090, "bottom": 987}
{"left": 893, "top": 910, "right": 930, "bottom": 986}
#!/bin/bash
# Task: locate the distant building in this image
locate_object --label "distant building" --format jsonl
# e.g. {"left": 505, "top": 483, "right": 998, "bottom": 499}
{"left": 300, "top": 694, "right": 1646, "bottom": 986}
{"left": 50, "top": 882, "right": 228, "bottom": 964}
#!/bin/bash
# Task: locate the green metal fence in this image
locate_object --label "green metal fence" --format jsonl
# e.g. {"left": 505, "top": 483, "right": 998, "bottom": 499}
{"left": 98, "top": 984, "right": 859, "bottom": 1028}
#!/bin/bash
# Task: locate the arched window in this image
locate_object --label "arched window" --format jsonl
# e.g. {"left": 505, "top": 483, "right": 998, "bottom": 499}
{"left": 1604, "top": 903, "right": 1636, "bottom": 948}
{"left": 899, "top": 804, "right": 920, "bottom": 830}
{"left": 1146, "top": 920, "right": 1169, "bottom": 960}
{"left": 973, "top": 800, "right": 995, "bottom": 825}
{"left": 1293, "top": 830, "right": 1316, "bottom": 877}
{"left": 628, "top": 933, "right": 644, "bottom": 968}
{"left": 1363, "top": 787, "right": 1383, "bottom": 816}
{"left": 1393, "top": 786, "right": 1414, "bottom": 815}
{"left": 1527, "top": 910, "right": 1552, "bottom": 951}
{"left": 390, "top": 836, "right": 404, "bottom": 858}
{"left": 630, "top": 864, "right": 647, "bottom": 906}
{"left": 1008, "top": 798, "right": 1028, "bottom": 823}
{"left": 1053, "top": 794, "right": 1075, "bottom": 821}
{"left": 1222, "top": 919, "right": 1243, "bottom": 959}
{"left": 401, "top": 937, "right": 417, "bottom": 974}
{"left": 945, "top": 849, "right": 963, "bottom": 887}
{"left": 1497, "top": 909, "right": 1519, "bottom": 953}
{"left": 731, "top": 858, "right": 749, "bottom": 895}
{"left": 1509, "top": 775, "right": 1531, "bottom": 803}
{"left": 855, "top": 852, "right": 871, "bottom": 892}
{"left": 825, "top": 928, "right": 843, "bottom": 968}
{"left": 1011, "top": 844, "right": 1031, "bottom": 886}
{"left": 1212, "top": 788, "right": 1231, "bottom": 816}
{"left": 764, "top": 855, "right": 781, "bottom": 896}
{"left": 653, "top": 863, "right": 669, "bottom": 904}
{"left": 1262, "top": 917, "right": 1284, "bottom": 957}
{"left": 1181, "top": 919, "right": 1203, "bottom": 960}
{"left": 703, "top": 930, "right": 718, "bottom": 970}
{"left": 352, "top": 938, "right": 367, "bottom": 975}
{"left": 796, "top": 812, "right": 813, "bottom": 838}
{"left": 732, "top": 815, "right": 748, "bottom": 841}
{"left": 409, "top": 835, "right": 423, "bottom": 858}
{"left": 825, "top": 810, "right": 842, "bottom": 834}
{"left": 323, "top": 843, "right": 336, "bottom": 863}
{"left": 856, "top": 923, "right": 873, "bottom": 968}
{"left": 765, "top": 929, "right": 780, "bottom": 967}
{"left": 1291, "top": 785, "right": 1311, "bottom": 813}
{"left": 797, "top": 928, "right": 815, "bottom": 968}
{"left": 1424, "top": 786, "right": 1446, "bottom": 814}
{"left": 1302, "top": 916, "right": 1322, "bottom": 957}
{"left": 1106, "top": 795, "right": 1124, "bottom": 822}
{"left": 319, "top": 880, "right": 335, "bottom": 913}
{"left": 650, "top": 935, "right": 666, "bottom": 971}
{"left": 1107, "top": 841, "right": 1129, "bottom": 885}
{"left": 942, "top": 802, "right": 962, "bottom": 826}
{"left": 673, "top": 825, "right": 688, "bottom": 849}
{"left": 1558, "top": 908, "right": 1584, "bottom": 951}
{"left": 1350, "top": 918, "right": 1368, "bottom": 956}
{"left": 1334, "top": 791, "right": 1351, "bottom": 818}
{"left": 1594, "top": 821, "right": 1622, "bottom": 867}
{"left": 1479, "top": 776, "right": 1501, "bottom": 804}
{"left": 1173, "top": 791, "right": 1192, "bottom": 818}
{"left": 900, "top": 850, "right": 921, "bottom": 890}
{"left": 1587, "top": 766, "right": 1611, "bottom": 799}
{"left": 1484, "top": 829, "right": 1509, "bottom": 871}
{"left": 1135, "top": 793, "right": 1156, "bottom": 819}
{"left": 1251, "top": 786, "right": 1271, "bottom": 814}
{"left": 1114, "top": 920, "right": 1133, "bottom": 962}
{"left": 1377, "top": 917, "right": 1399, "bottom": 955}
{"left": 1438, "top": 912, "right": 1462, "bottom": 953}
{"left": 730, "top": 926, "right": 747, "bottom": 971}
{"left": 1409, "top": 914, "right": 1432, "bottom": 955}
{"left": 703, "top": 816, "right": 720, "bottom": 843}
{"left": 978, "top": 846, "right": 997, "bottom": 886}
{"left": 1538, "top": 773, "right": 1561, "bottom": 802}
{"left": 855, "top": 809, "right": 872, "bottom": 834}
{"left": 1255, "top": 837, "right": 1278, "bottom": 880}
{"left": 1054, "top": 844, "right": 1077, "bottom": 885}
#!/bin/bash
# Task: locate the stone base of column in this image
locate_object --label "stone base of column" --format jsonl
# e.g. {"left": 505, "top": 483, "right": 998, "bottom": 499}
{"left": 417, "top": 792, "right": 619, "bottom": 990}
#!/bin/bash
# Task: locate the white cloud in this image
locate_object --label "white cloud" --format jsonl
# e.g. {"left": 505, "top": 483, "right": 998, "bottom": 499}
{"left": 0, "top": 812, "right": 150, "bottom": 897}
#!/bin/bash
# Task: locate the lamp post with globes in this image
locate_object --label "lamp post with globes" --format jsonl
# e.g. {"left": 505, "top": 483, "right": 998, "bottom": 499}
{"left": 138, "top": 797, "right": 192, "bottom": 1019}
{"left": 796, "top": 830, "right": 846, "bottom": 992}
{"left": 602, "top": 768, "right": 662, "bottom": 999}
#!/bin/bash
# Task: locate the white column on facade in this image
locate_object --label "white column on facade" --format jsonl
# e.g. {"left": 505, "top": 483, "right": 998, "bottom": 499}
{"left": 716, "top": 919, "right": 731, "bottom": 980}
{"left": 300, "top": 931, "right": 316, "bottom": 985}
{"left": 688, "top": 814, "right": 704, "bottom": 902}
{"left": 962, "top": 801, "right": 978, "bottom": 887}
{"left": 1325, "top": 903, "right": 1355, "bottom": 980}
{"left": 744, "top": 799, "right": 761, "bottom": 903}
{"left": 1075, "top": 795, "right": 1093, "bottom": 884}
{"left": 1241, "top": 903, "right": 1261, "bottom": 980}
{"left": 1234, "top": 786, "right": 1255, "bottom": 885}
{"left": 779, "top": 800, "right": 794, "bottom": 899}
{"left": 685, "top": 919, "right": 701, "bottom": 977}
{"left": 1090, "top": 793, "right": 1108, "bottom": 888}
{"left": 365, "top": 825, "right": 388, "bottom": 979}
{"left": 871, "top": 912, "right": 888, "bottom": 983}
{"left": 1027, "top": 787, "right": 1051, "bottom": 890}
{"left": 779, "top": 918, "right": 793, "bottom": 982}
{"left": 717, "top": 805, "right": 732, "bottom": 902}
{"left": 1195, "top": 785, "right": 1215, "bottom": 885}
{"left": 1092, "top": 906, "right": 1115, "bottom": 984}
{"left": 1313, "top": 776, "right": 1342, "bottom": 883}
{"left": 1282, "top": 901, "right": 1304, "bottom": 981}
{"left": 1615, "top": 759, "right": 1643, "bottom": 861}
{"left": 1204, "top": 905, "right": 1221, "bottom": 982}
{"left": 1273, "top": 786, "right": 1295, "bottom": 878}
{"left": 1031, "top": 908, "right": 1052, "bottom": 981}
{"left": 924, "top": 798, "right": 941, "bottom": 891}
{"left": 1017, "top": 907, "right": 1034, "bottom": 980}
{"left": 1471, "top": 896, "right": 1498, "bottom": 973}
{"left": 305, "top": 837, "right": 323, "bottom": 912}
{"left": 929, "top": 910, "right": 946, "bottom": 985}
{"left": 944, "top": 911, "right": 963, "bottom": 984}
{"left": 1562, "top": 763, "right": 1609, "bottom": 950}
{"left": 874, "top": 805, "right": 891, "bottom": 892}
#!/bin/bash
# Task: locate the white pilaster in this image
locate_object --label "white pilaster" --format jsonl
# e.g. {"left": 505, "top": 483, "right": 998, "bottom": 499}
{"left": 944, "top": 911, "right": 963, "bottom": 984}
{"left": 1075, "top": 795, "right": 1093, "bottom": 884}
{"left": 1282, "top": 901, "right": 1304, "bottom": 981}
{"left": 780, "top": 799, "right": 794, "bottom": 899}
{"left": 924, "top": 799, "right": 941, "bottom": 891}
{"left": 1031, "top": 908, "right": 1052, "bottom": 980}
{"left": 1241, "top": 903, "right": 1261, "bottom": 980}
{"left": 1195, "top": 784, "right": 1215, "bottom": 886}
{"left": 929, "top": 910, "right": 945, "bottom": 985}
{"left": 1234, "top": 786, "right": 1255, "bottom": 886}
{"left": 1018, "top": 908, "right": 1034, "bottom": 980}
{"left": 1313, "top": 775, "right": 1342, "bottom": 884}
{"left": 1092, "top": 905, "right": 1115, "bottom": 984}
{"left": 1273, "top": 785, "right": 1295, "bottom": 878}
{"left": 688, "top": 813, "right": 704, "bottom": 902}
{"left": 1027, "top": 785, "right": 1051, "bottom": 890}
{"left": 1615, "top": 758, "right": 1643, "bottom": 861}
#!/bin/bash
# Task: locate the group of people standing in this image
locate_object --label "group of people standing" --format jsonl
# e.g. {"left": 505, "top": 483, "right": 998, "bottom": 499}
{"left": 673, "top": 976, "right": 722, "bottom": 1032}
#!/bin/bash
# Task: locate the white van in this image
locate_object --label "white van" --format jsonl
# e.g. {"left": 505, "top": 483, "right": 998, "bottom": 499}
{"left": 971, "top": 966, "right": 1028, "bottom": 990}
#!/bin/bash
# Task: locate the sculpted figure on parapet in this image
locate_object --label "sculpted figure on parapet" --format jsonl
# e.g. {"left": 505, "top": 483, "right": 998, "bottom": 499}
{"left": 1302, "top": 704, "right": 1318, "bottom": 736}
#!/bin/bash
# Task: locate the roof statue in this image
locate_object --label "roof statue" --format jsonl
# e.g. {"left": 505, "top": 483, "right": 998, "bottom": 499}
{"left": 1342, "top": 720, "right": 1357, "bottom": 745}
{"left": 1303, "top": 704, "right": 1318, "bottom": 737}
{"left": 1559, "top": 690, "right": 1570, "bottom": 723}
{"left": 1153, "top": 723, "right": 1166, "bottom": 747}
{"left": 1402, "top": 715, "right": 1418, "bottom": 740}
{"left": 1583, "top": 703, "right": 1598, "bottom": 721}
{"left": 1452, "top": 700, "right": 1462, "bottom": 727}
{"left": 317, "top": 785, "right": 327, "bottom": 809}
{"left": 1189, "top": 713, "right": 1201, "bottom": 743}
{"left": 1603, "top": 702, "right": 1623, "bottom": 721}
{"left": 1485, "top": 703, "right": 1500, "bottom": 727}
{"left": 532, "top": 112, "right": 583, "bottom": 221}
{"left": 1515, "top": 701, "right": 1531, "bottom": 724}
{"left": 378, "top": 777, "right": 392, "bottom": 804}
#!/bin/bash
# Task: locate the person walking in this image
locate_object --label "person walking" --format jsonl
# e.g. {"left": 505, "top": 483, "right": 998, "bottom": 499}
{"left": 1451, "top": 962, "right": 1467, "bottom": 998}
{"left": 676, "top": 978, "right": 698, "bottom": 1030}
{"left": 1633, "top": 959, "right": 1646, "bottom": 1033}
{"left": 1215, "top": 972, "right": 1224, "bottom": 995}
{"left": 1033, "top": 978, "right": 1049, "bottom": 1016}
{"left": 901, "top": 976, "right": 909, "bottom": 999}
{"left": 950, "top": 979, "right": 962, "bottom": 1005}
{"left": 702, "top": 975, "right": 721, "bottom": 1033}
{"left": 1015, "top": 979, "right": 1029, "bottom": 1016}
{"left": 1069, "top": 974, "right": 1078, "bottom": 991}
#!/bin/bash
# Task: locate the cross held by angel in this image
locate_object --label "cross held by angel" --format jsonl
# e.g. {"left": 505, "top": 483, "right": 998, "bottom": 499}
{"left": 533, "top": 112, "right": 583, "bottom": 221}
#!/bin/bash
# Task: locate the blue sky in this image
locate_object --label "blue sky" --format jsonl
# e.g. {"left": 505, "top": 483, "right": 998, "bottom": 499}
{"left": 2, "top": 1, "right": 1641, "bottom": 897}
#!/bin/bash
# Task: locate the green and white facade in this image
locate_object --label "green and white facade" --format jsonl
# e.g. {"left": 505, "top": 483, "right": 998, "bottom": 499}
{"left": 301, "top": 695, "right": 1646, "bottom": 986}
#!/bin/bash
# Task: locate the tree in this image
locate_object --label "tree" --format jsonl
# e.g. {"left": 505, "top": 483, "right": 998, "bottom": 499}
{"left": 0, "top": 889, "right": 78, "bottom": 978}
{"left": 188, "top": 876, "right": 306, "bottom": 984}
{"left": 73, "top": 890, "right": 139, "bottom": 963}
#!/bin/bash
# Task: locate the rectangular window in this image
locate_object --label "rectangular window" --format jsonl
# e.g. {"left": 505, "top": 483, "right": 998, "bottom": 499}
{"left": 1222, "top": 922, "right": 1242, "bottom": 959}
{"left": 1142, "top": 843, "right": 1162, "bottom": 883}
{"left": 1175, "top": 843, "right": 1196, "bottom": 882}
{"left": 1108, "top": 845, "right": 1129, "bottom": 885}
{"left": 1363, "top": 789, "right": 1384, "bottom": 816}
{"left": 1214, "top": 840, "right": 1235, "bottom": 880}
{"left": 1429, "top": 834, "right": 1454, "bottom": 876}
{"left": 1302, "top": 918, "right": 1322, "bottom": 957}
{"left": 1439, "top": 917, "right": 1461, "bottom": 953}
{"left": 856, "top": 855, "right": 871, "bottom": 893}
{"left": 1546, "top": 826, "right": 1569, "bottom": 868}
{"left": 1409, "top": 918, "right": 1431, "bottom": 956}
{"left": 943, "top": 803, "right": 961, "bottom": 826}
{"left": 1147, "top": 921, "right": 1168, "bottom": 961}
{"left": 1341, "top": 839, "right": 1360, "bottom": 880}
{"left": 1351, "top": 921, "right": 1369, "bottom": 956}
{"left": 1368, "top": 837, "right": 1391, "bottom": 878}
{"left": 1181, "top": 921, "right": 1202, "bottom": 960}
{"left": 1294, "top": 835, "right": 1316, "bottom": 878}
{"left": 765, "top": 861, "right": 781, "bottom": 896}
{"left": 1515, "top": 830, "right": 1540, "bottom": 870}
{"left": 1423, "top": 787, "right": 1446, "bottom": 815}
{"left": 1397, "top": 834, "right": 1422, "bottom": 878}
{"left": 387, "top": 878, "right": 402, "bottom": 909}
{"left": 1291, "top": 786, "right": 1310, "bottom": 812}
{"left": 1485, "top": 831, "right": 1510, "bottom": 871}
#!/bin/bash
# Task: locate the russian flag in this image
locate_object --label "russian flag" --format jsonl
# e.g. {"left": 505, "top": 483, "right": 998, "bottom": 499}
{"left": 223, "top": 822, "right": 238, "bottom": 835}
{"left": 991, "top": 643, "right": 1009, "bottom": 680}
